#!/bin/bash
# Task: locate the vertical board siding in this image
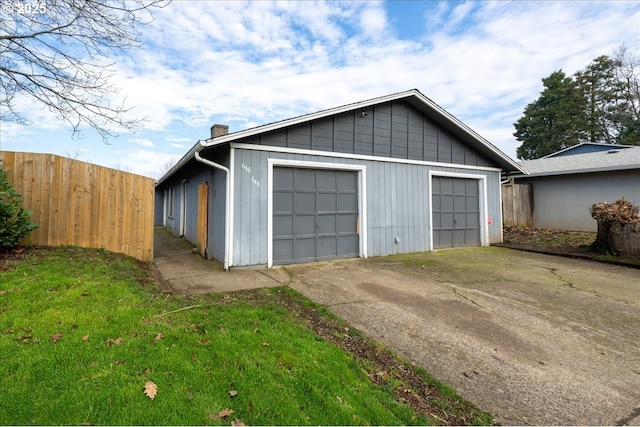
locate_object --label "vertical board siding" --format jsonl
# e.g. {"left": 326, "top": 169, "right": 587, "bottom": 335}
{"left": 253, "top": 100, "right": 492, "bottom": 167}
{"left": 232, "top": 148, "right": 502, "bottom": 266}
{"left": 0, "top": 151, "right": 155, "bottom": 262}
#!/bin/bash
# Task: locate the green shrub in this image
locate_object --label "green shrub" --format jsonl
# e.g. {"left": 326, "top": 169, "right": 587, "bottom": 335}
{"left": 0, "top": 162, "right": 39, "bottom": 249}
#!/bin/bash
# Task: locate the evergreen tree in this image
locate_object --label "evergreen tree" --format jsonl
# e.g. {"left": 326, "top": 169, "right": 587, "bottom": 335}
{"left": 0, "top": 163, "right": 39, "bottom": 249}
{"left": 514, "top": 48, "right": 640, "bottom": 160}
{"left": 575, "top": 55, "right": 629, "bottom": 144}
{"left": 514, "top": 71, "right": 587, "bottom": 160}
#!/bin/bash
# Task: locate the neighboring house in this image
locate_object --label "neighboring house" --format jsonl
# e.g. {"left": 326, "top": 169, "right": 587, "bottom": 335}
{"left": 155, "top": 89, "right": 523, "bottom": 269}
{"left": 510, "top": 143, "right": 640, "bottom": 232}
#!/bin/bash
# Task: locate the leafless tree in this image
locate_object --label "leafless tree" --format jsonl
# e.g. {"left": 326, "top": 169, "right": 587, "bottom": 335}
{"left": 0, "top": 0, "right": 169, "bottom": 141}
{"left": 613, "top": 44, "right": 640, "bottom": 121}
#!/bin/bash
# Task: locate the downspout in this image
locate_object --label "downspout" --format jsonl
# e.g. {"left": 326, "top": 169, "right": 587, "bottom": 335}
{"left": 194, "top": 142, "right": 231, "bottom": 271}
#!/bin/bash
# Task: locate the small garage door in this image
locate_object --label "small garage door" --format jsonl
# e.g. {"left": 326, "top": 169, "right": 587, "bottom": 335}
{"left": 273, "top": 167, "right": 359, "bottom": 264}
{"left": 432, "top": 176, "right": 480, "bottom": 249}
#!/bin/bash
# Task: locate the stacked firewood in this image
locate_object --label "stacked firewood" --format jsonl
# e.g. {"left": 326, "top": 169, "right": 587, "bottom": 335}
{"left": 590, "top": 198, "right": 639, "bottom": 223}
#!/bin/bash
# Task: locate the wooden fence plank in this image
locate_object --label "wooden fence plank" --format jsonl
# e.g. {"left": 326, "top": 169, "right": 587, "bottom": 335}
{"left": 0, "top": 151, "right": 155, "bottom": 262}
{"left": 502, "top": 182, "right": 534, "bottom": 228}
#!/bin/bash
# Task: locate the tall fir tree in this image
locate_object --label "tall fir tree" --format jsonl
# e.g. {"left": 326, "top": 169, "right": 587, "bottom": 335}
{"left": 514, "top": 71, "right": 587, "bottom": 160}
{"left": 514, "top": 48, "right": 640, "bottom": 160}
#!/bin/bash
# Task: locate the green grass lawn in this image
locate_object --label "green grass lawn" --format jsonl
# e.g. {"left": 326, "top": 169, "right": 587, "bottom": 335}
{"left": 0, "top": 247, "right": 492, "bottom": 425}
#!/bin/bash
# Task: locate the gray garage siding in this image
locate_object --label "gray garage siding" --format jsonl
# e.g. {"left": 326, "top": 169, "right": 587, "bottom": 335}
{"left": 231, "top": 148, "right": 503, "bottom": 267}
{"left": 241, "top": 101, "right": 493, "bottom": 168}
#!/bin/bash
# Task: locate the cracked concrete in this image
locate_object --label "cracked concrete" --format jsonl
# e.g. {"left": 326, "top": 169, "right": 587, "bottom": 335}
{"left": 287, "top": 248, "right": 640, "bottom": 426}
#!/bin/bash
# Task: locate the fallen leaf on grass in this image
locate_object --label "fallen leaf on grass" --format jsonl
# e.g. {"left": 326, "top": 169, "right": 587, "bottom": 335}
{"left": 143, "top": 381, "right": 157, "bottom": 400}
{"left": 106, "top": 337, "right": 122, "bottom": 346}
{"left": 155, "top": 333, "right": 164, "bottom": 340}
{"left": 209, "top": 408, "right": 234, "bottom": 420}
{"left": 261, "top": 342, "right": 269, "bottom": 346}
{"left": 82, "top": 335, "right": 90, "bottom": 341}
{"left": 51, "top": 332, "right": 63, "bottom": 343}
{"left": 231, "top": 418, "right": 246, "bottom": 426}
{"left": 229, "top": 389, "right": 238, "bottom": 397}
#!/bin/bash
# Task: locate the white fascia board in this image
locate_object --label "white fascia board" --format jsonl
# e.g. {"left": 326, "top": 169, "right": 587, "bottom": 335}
{"left": 155, "top": 143, "right": 200, "bottom": 187}
{"left": 231, "top": 142, "right": 504, "bottom": 173}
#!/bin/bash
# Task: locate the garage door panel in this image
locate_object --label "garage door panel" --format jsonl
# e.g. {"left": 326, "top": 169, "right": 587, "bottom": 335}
{"left": 337, "top": 235, "right": 358, "bottom": 255}
{"left": 294, "top": 237, "right": 316, "bottom": 259}
{"left": 317, "top": 193, "right": 336, "bottom": 211}
{"left": 337, "top": 193, "right": 357, "bottom": 211}
{"left": 273, "top": 167, "right": 359, "bottom": 264}
{"left": 317, "top": 215, "right": 336, "bottom": 234}
{"left": 337, "top": 171, "right": 357, "bottom": 191}
{"left": 337, "top": 213, "right": 357, "bottom": 233}
{"left": 316, "top": 170, "right": 336, "bottom": 191}
{"left": 273, "top": 215, "right": 293, "bottom": 236}
{"left": 273, "top": 192, "right": 293, "bottom": 213}
{"left": 273, "top": 240, "right": 293, "bottom": 261}
{"left": 317, "top": 236, "right": 337, "bottom": 258}
{"left": 454, "top": 178, "right": 466, "bottom": 193}
{"left": 440, "top": 213, "right": 455, "bottom": 228}
{"left": 440, "top": 177, "right": 454, "bottom": 192}
{"left": 453, "top": 230, "right": 467, "bottom": 246}
{"left": 441, "top": 195, "right": 454, "bottom": 210}
{"left": 294, "top": 192, "right": 315, "bottom": 213}
{"left": 274, "top": 168, "right": 294, "bottom": 189}
{"left": 466, "top": 181, "right": 479, "bottom": 195}
{"left": 295, "top": 169, "right": 316, "bottom": 190}
{"left": 294, "top": 215, "right": 316, "bottom": 235}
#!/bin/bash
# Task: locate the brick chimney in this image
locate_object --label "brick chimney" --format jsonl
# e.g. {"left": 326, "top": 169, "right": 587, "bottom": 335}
{"left": 211, "top": 124, "right": 229, "bottom": 138}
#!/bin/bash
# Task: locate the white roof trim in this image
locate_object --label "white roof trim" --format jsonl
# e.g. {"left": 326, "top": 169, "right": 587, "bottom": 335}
{"left": 231, "top": 142, "right": 504, "bottom": 173}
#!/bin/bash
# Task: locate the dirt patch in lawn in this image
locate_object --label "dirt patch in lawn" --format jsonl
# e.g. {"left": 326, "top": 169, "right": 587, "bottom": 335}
{"left": 500, "top": 226, "right": 640, "bottom": 267}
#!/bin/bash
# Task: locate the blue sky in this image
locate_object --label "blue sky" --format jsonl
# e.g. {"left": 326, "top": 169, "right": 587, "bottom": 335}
{"left": 1, "top": 0, "right": 639, "bottom": 179}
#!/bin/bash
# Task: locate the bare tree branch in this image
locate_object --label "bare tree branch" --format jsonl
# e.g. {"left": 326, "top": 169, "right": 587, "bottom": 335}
{"left": 0, "top": 0, "right": 170, "bottom": 141}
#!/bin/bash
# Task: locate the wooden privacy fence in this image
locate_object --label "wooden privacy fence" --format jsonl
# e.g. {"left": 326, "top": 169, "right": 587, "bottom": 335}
{"left": 502, "top": 181, "right": 534, "bottom": 228}
{"left": 0, "top": 151, "right": 155, "bottom": 262}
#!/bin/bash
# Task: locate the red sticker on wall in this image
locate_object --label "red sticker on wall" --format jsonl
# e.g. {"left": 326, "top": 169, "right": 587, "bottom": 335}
{"left": 487, "top": 217, "right": 493, "bottom": 225}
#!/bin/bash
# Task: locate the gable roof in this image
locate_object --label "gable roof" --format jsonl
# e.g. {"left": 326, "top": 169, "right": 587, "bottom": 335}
{"left": 158, "top": 89, "right": 523, "bottom": 185}
{"left": 516, "top": 146, "right": 640, "bottom": 178}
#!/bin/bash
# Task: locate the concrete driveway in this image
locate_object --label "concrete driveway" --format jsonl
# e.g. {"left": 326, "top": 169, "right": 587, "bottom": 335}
{"left": 285, "top": 247, "right": 640, "bottom": 426}
{"left": 153, "top": 228, "right": 639, "bottom": 425}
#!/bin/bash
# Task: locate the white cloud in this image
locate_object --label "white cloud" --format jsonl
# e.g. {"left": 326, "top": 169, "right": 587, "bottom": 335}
{"left": 2, "top": 0, "right": 639, "bottom": 168}
{"left": 129, "top": 138, "right": 154, "bottom": 147}
{"left": 359, "top": 4, "right": 388, "bottom": 38}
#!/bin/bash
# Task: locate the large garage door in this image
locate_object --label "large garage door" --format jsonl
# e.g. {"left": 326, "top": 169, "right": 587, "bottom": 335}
{"left": 432, "top": 176, "right": 480, "bottom": 249}
{"left": 273, "top": 167, "right": 359, "bottom": 264}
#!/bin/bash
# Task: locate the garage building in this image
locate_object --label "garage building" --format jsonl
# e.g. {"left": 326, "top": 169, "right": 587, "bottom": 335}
{"left": 155, "top": 89, "right": 523, "bottom": 269}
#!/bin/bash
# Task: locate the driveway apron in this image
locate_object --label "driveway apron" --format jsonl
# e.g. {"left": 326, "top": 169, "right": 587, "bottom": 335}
{"left": 286, "top": 247, "right": 640, "bottom": 426}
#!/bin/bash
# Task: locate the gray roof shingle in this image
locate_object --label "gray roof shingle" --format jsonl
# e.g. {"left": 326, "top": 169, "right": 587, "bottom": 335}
{"left": 517, "top": 146, "right": 640, "bottom": 177}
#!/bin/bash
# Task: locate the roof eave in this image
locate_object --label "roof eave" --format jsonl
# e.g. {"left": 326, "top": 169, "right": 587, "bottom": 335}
{"left": 513, "top": 164, "right": 640, "bottom": 179}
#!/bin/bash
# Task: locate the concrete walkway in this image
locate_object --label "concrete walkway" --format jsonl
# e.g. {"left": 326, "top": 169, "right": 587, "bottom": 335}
{"left": 152, "top": 227, "right": 289, "bottom": 294}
